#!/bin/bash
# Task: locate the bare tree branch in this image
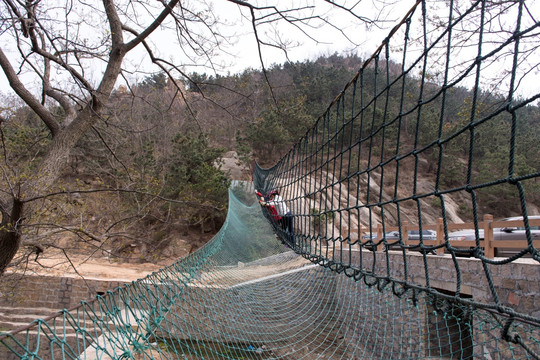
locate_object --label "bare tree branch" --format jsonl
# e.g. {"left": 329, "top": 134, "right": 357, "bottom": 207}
{"left": 249, "top": 6, "right": 279, "bottom": 108}
{"left": 20, "top": 187, "right": 224, "bottom": 211}
{"left": 0, "top": 0, "right": 383, "bottom": 276}
{"left": 123, "top": 0, "right": 181, "bottom": 52}
{"left": 0, "top": 48, "right": 60, "bottom": 135}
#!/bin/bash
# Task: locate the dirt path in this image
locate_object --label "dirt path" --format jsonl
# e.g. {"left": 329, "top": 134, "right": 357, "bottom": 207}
{"left": 23, "top": 249, "right": 165, "bottom": 281}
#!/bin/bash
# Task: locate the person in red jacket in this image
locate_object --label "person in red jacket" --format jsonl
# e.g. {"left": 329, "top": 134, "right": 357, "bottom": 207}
{"left": 256, "top": 190, "right": 281, "bottom": 222}
{"left": 259, "top": 189, "right": 294, "bottom": 245}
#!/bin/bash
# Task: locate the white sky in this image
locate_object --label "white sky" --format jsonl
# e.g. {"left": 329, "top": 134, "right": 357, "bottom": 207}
{"left": 120, "top": 0, "right": 407, "bottom": 82}
{"left": 1, "top": 0, "right": 406, "bottom": 96}
{"left": 208, "top": 0, "right": 402, "bottom": 72}
{"left": 0, "top": 1, "right": 538, "bottom": 102}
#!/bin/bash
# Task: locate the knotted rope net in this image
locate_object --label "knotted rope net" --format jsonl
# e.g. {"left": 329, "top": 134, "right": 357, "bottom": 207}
{"left": 2, "top": 0, "right": 540, "bottom": 358}
{"left": 1, "top": 182, "right": 538, "bottom": 359}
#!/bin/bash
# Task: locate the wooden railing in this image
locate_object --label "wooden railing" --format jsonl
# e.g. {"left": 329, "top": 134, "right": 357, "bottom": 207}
{"left": 355, "top": 215, "right": 540, "bottom": 258}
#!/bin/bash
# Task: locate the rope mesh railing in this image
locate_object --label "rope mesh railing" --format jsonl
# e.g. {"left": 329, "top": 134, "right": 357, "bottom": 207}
{"left": 1, "top": 0, "right": 539, "bottom": 359}
{"left": 2, "top": 182, "right": 539, "bottom": 359}
{"left": 254, "top": 0, "right": 539, "bottom": 357}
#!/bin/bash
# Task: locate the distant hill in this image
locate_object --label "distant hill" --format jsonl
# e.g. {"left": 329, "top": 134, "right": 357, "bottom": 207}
{"left": 2, "top": 53, "right": 538, "bottom": 267}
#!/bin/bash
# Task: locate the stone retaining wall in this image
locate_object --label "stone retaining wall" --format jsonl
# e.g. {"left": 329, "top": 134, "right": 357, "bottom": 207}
{"left": 339, "top": 249, "right": 540, "bottom": 318}
{"left": 0, "top": 274, "right": 127, "bottom": 310}
{"left": 7, "top": 253, "right": 536, "bottom": 319}
{"left": 1, "top": 253, "right": 538, "bottom": 325}
{"left": 0, "top": 253, "right": 538, "bottom": 359}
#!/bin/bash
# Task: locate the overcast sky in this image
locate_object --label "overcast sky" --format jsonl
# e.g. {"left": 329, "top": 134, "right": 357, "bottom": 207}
{"left": 206, "top": 0, "right": 405, "bottom": 73}
{"left": 119, "top": 0, "right": 408, "bottom": 83}
{"left": 0, "top": 0, "right": 408, "bottom": 96}
{"left": 1, "top": 1, "right": 537, "bottom": 102}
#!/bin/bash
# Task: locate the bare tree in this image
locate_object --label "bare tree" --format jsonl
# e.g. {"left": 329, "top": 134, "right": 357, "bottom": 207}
{"left": 0, "top": 0, "right": 383, "bottom": 275}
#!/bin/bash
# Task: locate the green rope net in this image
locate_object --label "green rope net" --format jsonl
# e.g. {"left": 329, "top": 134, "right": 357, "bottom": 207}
{"left": 1, "top": 182, "right": 538, "bottom": 359}
{"left": 253, "top": 0, "right": 539, "bottom": 357}
{"left": 2, "top": 0, "right": 540, "bottom": 359}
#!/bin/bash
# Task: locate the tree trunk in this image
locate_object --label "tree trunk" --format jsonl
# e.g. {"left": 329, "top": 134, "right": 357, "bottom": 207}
{"left": 0, "top": 101, "right": 110, "bottom": 274}
{"left": 0, "top": 199, "right": 24, "bottom": 275}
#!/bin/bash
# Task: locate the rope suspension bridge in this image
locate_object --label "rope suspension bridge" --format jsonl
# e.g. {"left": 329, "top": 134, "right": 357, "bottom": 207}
{"left": 1, "top": 0, "right": 539, "bottom": 358}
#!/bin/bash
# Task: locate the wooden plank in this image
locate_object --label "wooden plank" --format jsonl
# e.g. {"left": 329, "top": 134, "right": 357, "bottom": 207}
{"left": 436, "top": 218, "right": 445, "bottom": 255}
{"left": 484, "top": 214, "right": 494, "bottom": 258}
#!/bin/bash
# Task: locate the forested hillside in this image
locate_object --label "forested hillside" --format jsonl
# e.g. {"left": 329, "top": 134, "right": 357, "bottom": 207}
{"left": 1, "top": 54, "right": 539, "bottom": 267}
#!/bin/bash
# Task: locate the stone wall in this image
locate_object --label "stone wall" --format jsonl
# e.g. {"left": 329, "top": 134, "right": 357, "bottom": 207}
{"left": 339, "top": 249, "right": 540, "bottom": 318}
{"left": 0, "top": 274, "right": 126, "bottom": 310}
{"left": 0, "top": 275, "right": 129, "bottom": 360}
{"left": 0, "top": 251, "right": 540, "bottom": 317}
{"left": 0, "top": 253, "right": 537, "bottom": 359}
{"left": 1, "top": 253, "right": 537, "bottom": 324}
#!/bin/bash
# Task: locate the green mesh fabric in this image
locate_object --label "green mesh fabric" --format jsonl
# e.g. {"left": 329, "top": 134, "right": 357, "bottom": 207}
{"left": 1, "top": 182, "right": 538, "bottom": 359}
{"left": 2, "top": 0, "right": 540, "bottom": 359}
{"left": 252, "top": 0, "right": 539, "bottom": 357}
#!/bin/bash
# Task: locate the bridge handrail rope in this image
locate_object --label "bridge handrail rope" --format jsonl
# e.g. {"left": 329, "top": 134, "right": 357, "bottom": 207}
{"left": 1, "top": 1, "right": 539, "bottom": 359}
{"left": 255, "top": 0, "right": 539, "bottom": 356}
